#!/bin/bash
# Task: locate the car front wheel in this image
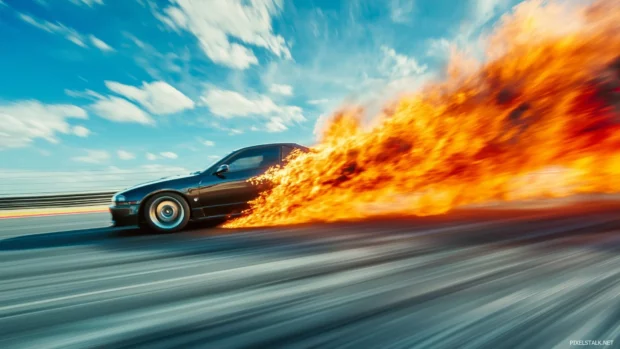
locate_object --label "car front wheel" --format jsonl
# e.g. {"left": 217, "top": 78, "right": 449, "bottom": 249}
{"left": 143, "top": 192, "right": 190, "bottom": 233}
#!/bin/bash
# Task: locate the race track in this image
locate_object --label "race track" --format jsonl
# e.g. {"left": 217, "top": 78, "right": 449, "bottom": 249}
{"left": 1, "top": 201, "right": 620, "bottom": 349}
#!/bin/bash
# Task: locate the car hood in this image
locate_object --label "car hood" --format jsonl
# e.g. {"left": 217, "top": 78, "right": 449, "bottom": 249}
{"left": 122, "top": 173, "right": 197, "bottom": 192}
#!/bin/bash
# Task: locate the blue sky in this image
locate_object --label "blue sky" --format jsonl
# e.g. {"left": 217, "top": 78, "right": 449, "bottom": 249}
{"left": 0, "top": 0, "right": 520, "bottom": 194}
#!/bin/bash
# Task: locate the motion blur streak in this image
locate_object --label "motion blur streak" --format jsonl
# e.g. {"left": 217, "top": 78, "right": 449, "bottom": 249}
{"left": 225, "top": 0, "right": 620, "bottom": 228}
{"left": 1, "top": 202, "right": 620, "bottom": 348}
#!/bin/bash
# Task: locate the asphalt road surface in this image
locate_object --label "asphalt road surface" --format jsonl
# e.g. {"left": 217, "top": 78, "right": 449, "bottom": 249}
{"left": 1, "top": 201, "right": 620, "bottom": 349}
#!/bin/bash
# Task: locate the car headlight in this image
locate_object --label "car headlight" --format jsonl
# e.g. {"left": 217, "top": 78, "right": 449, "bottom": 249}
{"left": 113, "top": 194, "right": 126, "bottom": 203}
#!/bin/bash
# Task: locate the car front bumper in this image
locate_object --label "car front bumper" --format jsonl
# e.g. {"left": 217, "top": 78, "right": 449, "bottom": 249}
{"left": 109, "top": 204, "right": 140, "bottom": 227}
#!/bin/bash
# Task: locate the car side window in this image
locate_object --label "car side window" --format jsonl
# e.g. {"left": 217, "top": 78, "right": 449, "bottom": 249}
{"left": 227, "top": 146, "right": 281, "bottom": 172}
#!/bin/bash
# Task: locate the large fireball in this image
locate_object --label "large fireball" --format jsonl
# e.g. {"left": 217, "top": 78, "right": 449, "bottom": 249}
{"left": 225, "top": 0, "right": 620, "bottom": 228}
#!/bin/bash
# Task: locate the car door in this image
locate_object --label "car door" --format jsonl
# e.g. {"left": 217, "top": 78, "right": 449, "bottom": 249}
{"left": 197, "top": 145, "right": 282, "bottom": 217}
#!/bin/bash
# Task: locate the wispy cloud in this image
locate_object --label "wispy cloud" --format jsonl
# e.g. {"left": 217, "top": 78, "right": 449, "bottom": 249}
{"left": 308, "top": 99, "right": 329, "bottom": 105}
{"left": 201, "top": 88, "right": 305, "bottom": 133}
{"left": 72, "top": 149, "right": 110, "bottom": 163}
{"left": 72, "top": 125, "right": 91, "bottom": 138}
{"left": 104, "top": 80, "right": 195, "bottom": 115}
{"left": 0, "top": 100, "right": 87, "bottom": 149}
{"left": 379, "top": 46, "right": 427, "bottom": 78}
{"left": 203, "top": 121, "right": 247, "bottom": 136}
{"left": 89, "top": 35, "right": 114, "bottom": 52}
{"left": 154, "top": 0, "right": 291, "bottom": 69}
{"left": 426, "top": 38, "right": 451, "bottom": 57}
{"left": 65, "top": 89, "right": 105, "bottom": 100}
{"left": 91, "top": 96, "right": 154, "bottom": 125}
{"left": 66, "top": 88, "right": 158, "bottom": 125}
{"left": 429, "top": 0, "right": 515, "bottom": 59}
{"left": 19, "top": 13, "right": 89, "bottom": 48}
{"left": 117, "top": 150, "right": 135, "bottom": 160}
{"left": 19, "top": 11, "right": 114, "bottom": 53}
{"left": 270, "top": 84, "right": 293, "bottom": 96}
{"left": 389, "top": 0, "right": 416, "bottom": 24}
{"left": 69, "top": 0, "right": 104, "bottom": 7}
{"left": 160, "top": 151, "right": 178, "bottom": 159}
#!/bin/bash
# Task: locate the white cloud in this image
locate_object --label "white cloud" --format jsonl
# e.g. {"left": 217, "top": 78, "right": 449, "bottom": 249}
{"left": 426, "top": 38, "right": 451, "bottom": 57}
{"left": 308, "top": 99, "right": 329, "bottom": 105}
{"left": 18, "top": 14, "right": 58, "bottom": 32}
{"left": 72, "top": 125, "right": 90, "bottom": 138}
{"left": 473, "top": 0, "right": 509, "bottom": 27}
{"left": 127, "top": 34, "right": 146, "bottom": 49}
{"left": 67, "top": 35, "right": 87, "bottom": 47}
{"left": 433, "top": 0, "right": 513, "bottom": 59}
{"left": 117, "top": 150, "right": 135, "bottom": 160}
{"left": 65, "top": 89, "right": 105, "bottom": 100}
{"left": 146, "top": 152, "right": 158, "bottom": 161}
{"left": 201, "top": 139, "right": 215, "bottom": 146}
{"left": 19, "top": 12, "right": 113, "bottom": 52}
{"left": 202, "top": 89, "right": 273, "bottom": 117}
{"left": 461, "top": 0, "right": 509, "bottom": 46}
{"left": 389, "top": 0, "right": 416, "bottom": 24}
{"left": 160, "top": 151, "right": 178, "bottom": 159}
{"left": 265, "top": 117, "right": 288, "bottom": 133}
{"left": 91, "top": 96, "right": 154, "bottom": 125}
{"left": 18, "top": 13, "right": 88, "bottom": 48}
{"left": 205, "top": 121, "right": 248, "bottom": 135}
{"left": 0, "top": 100, "right": 87, "bottom": 149}
{"left": 201, "top": 88, "right": 305, "bottom": 132}
{"left": 67, "top": 88, "right": 157, "bottom": 125}
{"left": 89, "top": 35, "right": 114, "bottom": 52}
{"left": 155, "top": 0, "right": 291, "bottom": 69}
{"left": 380, "top": 46, "right": 427, "bottom": 78}
{"left": 72, "top": 149, "right": 110, "bottom": 164}
{"left": 104, "top": 80, "right": 195, "bottom": 115}
{"left": 269, "top": 83, "right": 293, "bottom": 96}
{"left": 69, "top": 0, "right": 104, "bottom": 6}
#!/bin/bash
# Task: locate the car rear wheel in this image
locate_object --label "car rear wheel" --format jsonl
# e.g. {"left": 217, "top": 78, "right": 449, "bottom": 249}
{"left": 143, "top": 193, "right": 190, "bottom": 233}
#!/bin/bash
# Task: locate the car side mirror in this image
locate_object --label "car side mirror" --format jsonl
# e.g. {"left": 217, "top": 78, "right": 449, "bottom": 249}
{"left": 213, "top": 164, "right": 229, "bottom": 176}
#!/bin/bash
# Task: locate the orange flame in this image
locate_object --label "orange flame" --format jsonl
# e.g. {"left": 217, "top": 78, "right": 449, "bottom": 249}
{"left": 225, "top": 0, "right": 620, "bottom": 228}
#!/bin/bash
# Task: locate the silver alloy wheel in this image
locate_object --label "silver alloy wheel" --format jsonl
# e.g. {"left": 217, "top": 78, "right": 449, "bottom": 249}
{"left": 148, "top": 196, "right": 185, "bottom": 230}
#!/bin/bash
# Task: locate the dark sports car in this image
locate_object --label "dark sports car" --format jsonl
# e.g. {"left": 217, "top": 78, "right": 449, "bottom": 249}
{"left": 109, "top": 142, "right": 308, "bottom": 232}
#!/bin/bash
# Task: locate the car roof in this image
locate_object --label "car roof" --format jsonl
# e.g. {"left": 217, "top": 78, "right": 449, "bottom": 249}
{"left": 232, "top": 142, "right": 307, "bottom": 153}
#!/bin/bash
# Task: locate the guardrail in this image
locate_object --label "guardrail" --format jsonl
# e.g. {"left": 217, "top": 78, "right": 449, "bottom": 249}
{"left": 0, "top": 191, "right": 116, "bottom": 210}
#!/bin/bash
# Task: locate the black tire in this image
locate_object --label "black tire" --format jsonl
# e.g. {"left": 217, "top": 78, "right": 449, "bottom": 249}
{"left": 143, "top": 192, "right": 191, "bottom": 233}
{"left": 138, "top": 220, "right": 150, "bottom": 231}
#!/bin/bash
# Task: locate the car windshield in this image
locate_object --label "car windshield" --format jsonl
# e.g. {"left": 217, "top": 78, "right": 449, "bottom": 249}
{"left": 196, "top": 157, "right": 222, "bottom": 174}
